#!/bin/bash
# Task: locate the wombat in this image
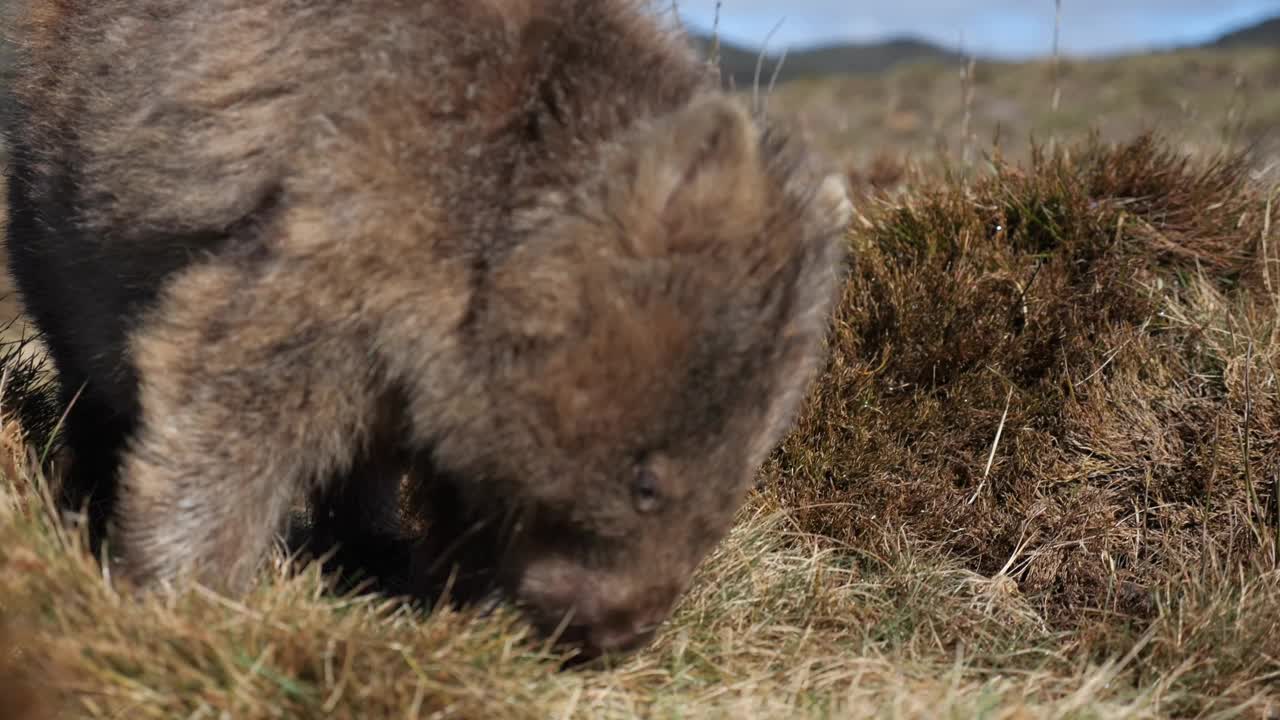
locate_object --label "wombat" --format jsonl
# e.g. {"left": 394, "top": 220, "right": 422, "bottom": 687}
{"left": 2, "top": 0, "right": 852, "bottom": 658}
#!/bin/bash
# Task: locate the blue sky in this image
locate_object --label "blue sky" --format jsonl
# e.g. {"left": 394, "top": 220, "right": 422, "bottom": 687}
{"left": 677, "top": 1, "right": 1280, "bottom": 59}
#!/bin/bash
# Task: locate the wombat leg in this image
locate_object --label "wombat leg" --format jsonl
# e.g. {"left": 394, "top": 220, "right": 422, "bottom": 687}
{"left": 108, "top": 370, "right": 377, "bottom": 594}
{"left": 103, "top": 273, "right": 380, "bottom": 595}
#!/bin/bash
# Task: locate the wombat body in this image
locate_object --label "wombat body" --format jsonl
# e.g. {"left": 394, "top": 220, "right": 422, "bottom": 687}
{"left": 2, "top": 0, "right": 851, "bottom": 657}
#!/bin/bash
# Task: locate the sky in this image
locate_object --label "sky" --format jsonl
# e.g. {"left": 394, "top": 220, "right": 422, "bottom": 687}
{"left": 677, "top": 0, "right": 1280, "bottom": 59}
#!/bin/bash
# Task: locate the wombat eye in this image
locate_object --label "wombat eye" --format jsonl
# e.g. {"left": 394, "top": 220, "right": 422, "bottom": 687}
{"left": 631, "top": 467, "right": 663, "bottom": 514}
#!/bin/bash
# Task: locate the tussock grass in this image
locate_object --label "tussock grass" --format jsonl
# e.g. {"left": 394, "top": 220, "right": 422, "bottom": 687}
{"left": 763, "top": 131, "right": 1280, "bottom": 714}
{"left": 3, "top": 132, "right": 1280, "bottom": 717}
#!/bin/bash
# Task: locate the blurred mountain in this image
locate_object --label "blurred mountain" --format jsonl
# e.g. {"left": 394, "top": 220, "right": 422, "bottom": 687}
{"left": 687, "top": 33, "right": 966, "bottom": 88}
{"left": 687, "top": 12, "right": 1280, "bottom": 88}
{"left": 1208, "top": 15, "right": 1280, "bottom": 48}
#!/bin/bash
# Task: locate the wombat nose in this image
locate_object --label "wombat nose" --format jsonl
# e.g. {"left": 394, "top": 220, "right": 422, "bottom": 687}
{"left": 517, "top": 563, "right": 681, "bottom": 656}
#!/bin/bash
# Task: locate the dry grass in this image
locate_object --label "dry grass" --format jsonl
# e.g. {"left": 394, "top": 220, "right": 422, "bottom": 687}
{"left": 760, "top": 129, "right": 1280, "bottom": 716}
{"left": 780, "top": 47, "right": 1280, "bottom": 189}
{"left": 0, "top": 447, "right": 1177, "bottom": 719}
{"left": 1, "top": 130, "right": 1279, "bottom": 718}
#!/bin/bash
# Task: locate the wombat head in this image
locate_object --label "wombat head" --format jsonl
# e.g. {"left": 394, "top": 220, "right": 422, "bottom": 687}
{"left": 442, "top": 94, "right": 851, "bottom": 660}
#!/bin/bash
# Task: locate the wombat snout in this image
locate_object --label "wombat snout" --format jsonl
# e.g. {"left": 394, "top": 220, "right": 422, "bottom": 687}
{"left": 517, "top": 558, "right": 684, "bottom": 659}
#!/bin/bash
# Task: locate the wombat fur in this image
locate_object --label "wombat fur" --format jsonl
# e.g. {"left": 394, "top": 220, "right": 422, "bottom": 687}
{"left": 2, "top": 0, "right": 852, "bottom": 657}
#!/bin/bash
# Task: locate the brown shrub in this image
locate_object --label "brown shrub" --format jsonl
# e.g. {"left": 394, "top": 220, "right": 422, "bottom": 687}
{"left": 765, "top": 131, "right": 1280, "bottom": 626}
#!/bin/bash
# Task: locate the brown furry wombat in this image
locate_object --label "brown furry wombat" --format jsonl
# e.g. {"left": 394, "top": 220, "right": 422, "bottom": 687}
{"left": 2, "top": 0, "right": 851, "bottom": 657}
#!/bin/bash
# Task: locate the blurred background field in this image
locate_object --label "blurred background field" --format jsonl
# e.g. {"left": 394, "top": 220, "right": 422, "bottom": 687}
{"left": 691, "top": 8, "right": 1280, "bottom": 181}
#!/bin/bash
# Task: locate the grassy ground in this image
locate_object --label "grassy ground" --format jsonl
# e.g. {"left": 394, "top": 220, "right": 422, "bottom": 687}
{"left": 3, "top": 47, "right": 1280, "bottom": 720}
{"left": 783, "top": 46, "right": 1280, "bottom": 184}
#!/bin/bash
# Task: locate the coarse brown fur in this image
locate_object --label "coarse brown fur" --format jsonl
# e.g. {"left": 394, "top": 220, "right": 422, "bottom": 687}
{"left": 2, "top": 0, "right": 852, "bottom": 658}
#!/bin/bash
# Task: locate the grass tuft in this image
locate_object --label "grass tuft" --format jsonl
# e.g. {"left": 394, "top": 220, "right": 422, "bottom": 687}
{"left": 762, "top": 130, "right": 1280, "bottom": 714}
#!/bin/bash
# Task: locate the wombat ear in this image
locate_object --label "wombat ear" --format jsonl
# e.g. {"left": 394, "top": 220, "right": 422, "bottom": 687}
{"left": 741, "top": 172, "right": 852, "bottom": 470}
{"left": 742, "top": 249, "right": 846, "bottom": 470}
{"left": 617, "top": 95, "right": 769, "bottom": 254}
